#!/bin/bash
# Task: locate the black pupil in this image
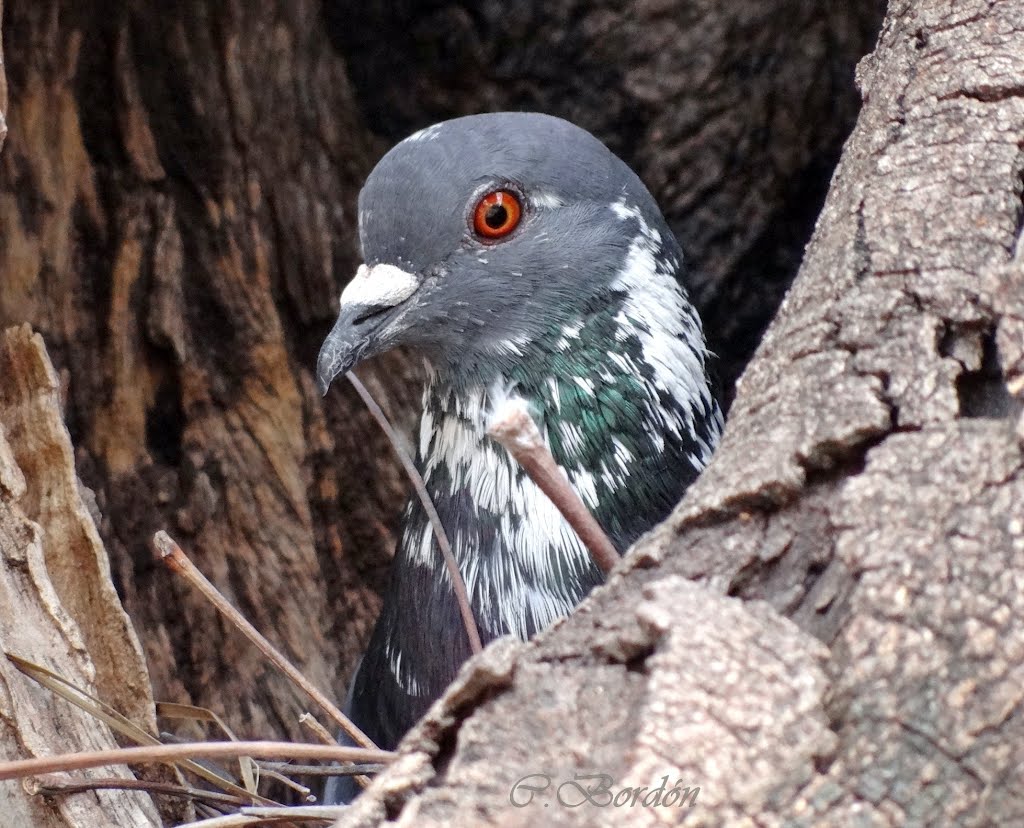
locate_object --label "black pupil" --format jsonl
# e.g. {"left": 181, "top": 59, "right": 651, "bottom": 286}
{"left": 485, "top": 203, "right": 508, "bottom": 229}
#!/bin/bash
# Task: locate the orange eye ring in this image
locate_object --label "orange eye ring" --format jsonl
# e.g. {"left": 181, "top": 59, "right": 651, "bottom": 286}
{"left": 473, "top": 190, "right": 522, "bottom": 239}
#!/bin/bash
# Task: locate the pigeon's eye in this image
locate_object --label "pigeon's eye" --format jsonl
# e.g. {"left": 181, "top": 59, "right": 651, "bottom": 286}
{"left": 472, "top": 190, "right": 522, "bottom": 240}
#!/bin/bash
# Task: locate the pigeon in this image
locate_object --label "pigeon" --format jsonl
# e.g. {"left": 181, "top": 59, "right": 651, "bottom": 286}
{"left": 317, "top": 112, "right": 723, "bottom": 794}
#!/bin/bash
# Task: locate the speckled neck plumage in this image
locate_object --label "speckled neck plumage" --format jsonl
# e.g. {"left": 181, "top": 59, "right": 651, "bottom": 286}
{"left": 346, "top": 212, "right": 723, "bottom": 751}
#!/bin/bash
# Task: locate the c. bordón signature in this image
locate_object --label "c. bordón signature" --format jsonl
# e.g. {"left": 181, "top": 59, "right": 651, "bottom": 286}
{"left": 510, "top": 773, "right": 699, "bottom": 809}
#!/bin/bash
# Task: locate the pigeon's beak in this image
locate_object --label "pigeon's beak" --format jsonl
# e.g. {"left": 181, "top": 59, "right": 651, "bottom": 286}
{"left": 316, "top": 263, "right": 420, "bottom": 394}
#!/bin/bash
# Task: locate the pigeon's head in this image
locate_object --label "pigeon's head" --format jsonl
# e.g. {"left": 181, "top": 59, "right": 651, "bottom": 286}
{"left": 317, "top": 112, "right": 678, "bottom": 393}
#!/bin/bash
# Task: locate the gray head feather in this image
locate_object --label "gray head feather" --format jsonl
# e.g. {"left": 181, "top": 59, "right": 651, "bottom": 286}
{"left": 318, "top": 112, "right": 683, "bottom": 391}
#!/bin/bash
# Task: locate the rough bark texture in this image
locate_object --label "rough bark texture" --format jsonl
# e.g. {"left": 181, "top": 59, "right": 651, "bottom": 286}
{"left": 339, "top": 1, "right": 1024, "bottom": 825}
{"left": 0, "top": 327, "right": 161, "bottom": 827}
{"left": 0, "top": 0, "right": 408, "bottom": 746}
{"left": 0, "top": 0, "right": 881, "bottom": 768}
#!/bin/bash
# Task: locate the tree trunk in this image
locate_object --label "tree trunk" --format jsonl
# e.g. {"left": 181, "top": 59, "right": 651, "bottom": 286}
{"left": 0, "top": 0, "right": 880, "bottom": 759}
{"left": 0, "top": 326, "right": 164, "bottom": 827}
{"left": 20, "top": 0, "right": 1024, "bottom": 826}
{"left": 0, "top": 0, "right": 415, "bottom": 748}
{"left": 338, "top": 1, "right": 1024, "bottom": 825}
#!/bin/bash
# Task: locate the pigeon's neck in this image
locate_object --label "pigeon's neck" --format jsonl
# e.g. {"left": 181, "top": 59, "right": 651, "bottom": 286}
{"left": 356, "top": 222, "right": 723, "bottom": 747}
{"left": 418, "top": 216, "right": 721, "bottom": 533}
{"left": 409, "top": 213, "right": 723, "bottom": 579}
{"left": 418, "top": 277, "right": 719, "bottom": 553}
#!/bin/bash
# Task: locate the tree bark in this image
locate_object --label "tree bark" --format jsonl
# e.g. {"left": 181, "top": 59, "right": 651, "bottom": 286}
{"left": 339, "top": 1, "right": 1024, "bottom": 825}
{"left": 0, "top": 0, "right": 412, "bottom": 748}
{"left": 4, "top": 0, "right": 1016, "bottom": 824}
{"left": 0, "top": 0, "right": 881, "bottom": 774}
{"left": 0, "top": 327, "right": 164, "bottom": 826}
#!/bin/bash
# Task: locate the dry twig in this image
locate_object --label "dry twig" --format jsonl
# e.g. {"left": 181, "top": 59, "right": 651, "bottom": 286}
{"left": 298, "top": 712, "right": 336, "bottom": 746}
{"left": 180, "top": 804, "right": 345, "bottom": 827}
{"left": 347, "top": 371, "right": 483, "bottom": 654}
{"left": 488, "top": 398, "right": 619, "bottom": 575}
{"left": 258, "top": 761, "right": 387, "bottom": 777}
{"left": 30, "top": 775, "right": 250, "bottom": 809}
{"left": 153, "top": 531, "right": 376, "bottom": 752}
{"left": 7, "top": 653, "right": 275, "bottom": 804}
{"left": 0, "top": 740, "right": 392, "bottom": 781}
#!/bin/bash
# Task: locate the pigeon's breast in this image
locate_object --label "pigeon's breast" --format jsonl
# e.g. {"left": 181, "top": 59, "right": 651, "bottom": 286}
{"left": 412, "top": 382, "right": 603, "bottom": 640}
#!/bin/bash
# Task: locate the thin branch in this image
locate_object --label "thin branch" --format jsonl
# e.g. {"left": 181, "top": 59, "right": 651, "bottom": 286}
{"left": 181, "top": 805, "right": 344, "bottom": 828}
{"left": 242, "top": 804, "right": 345, "bottom": 822}
{"left": 153, "top": 532, "right": 376, "bottom": 752}
{"left": 253, "top": 767, "right": 312, "bottom": 800}
{"left": 154, "top": 701, "right": 261, "bottom": 795}
{"left": 258, "top": 762, "right": 387, "bottom": 777}
{"left": 0, "top": 741, "right": 393, "bottom": 781}
{"left": 347, "top": 370, "right": 483, "bottom": 654}
{"left": 7, "top": 653, "right": 276, "bottom": 804}
{"left": 30, "top": 775, "right": 250, "bottom": 809}
{"left": 298, "top": 712, "right": 335, "bottom": 746}
{"left": 179, "top": 816, "right": 268, "bottom": 828}
{"left": 488, "top": 399, "right": 619, "bottom": 575}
